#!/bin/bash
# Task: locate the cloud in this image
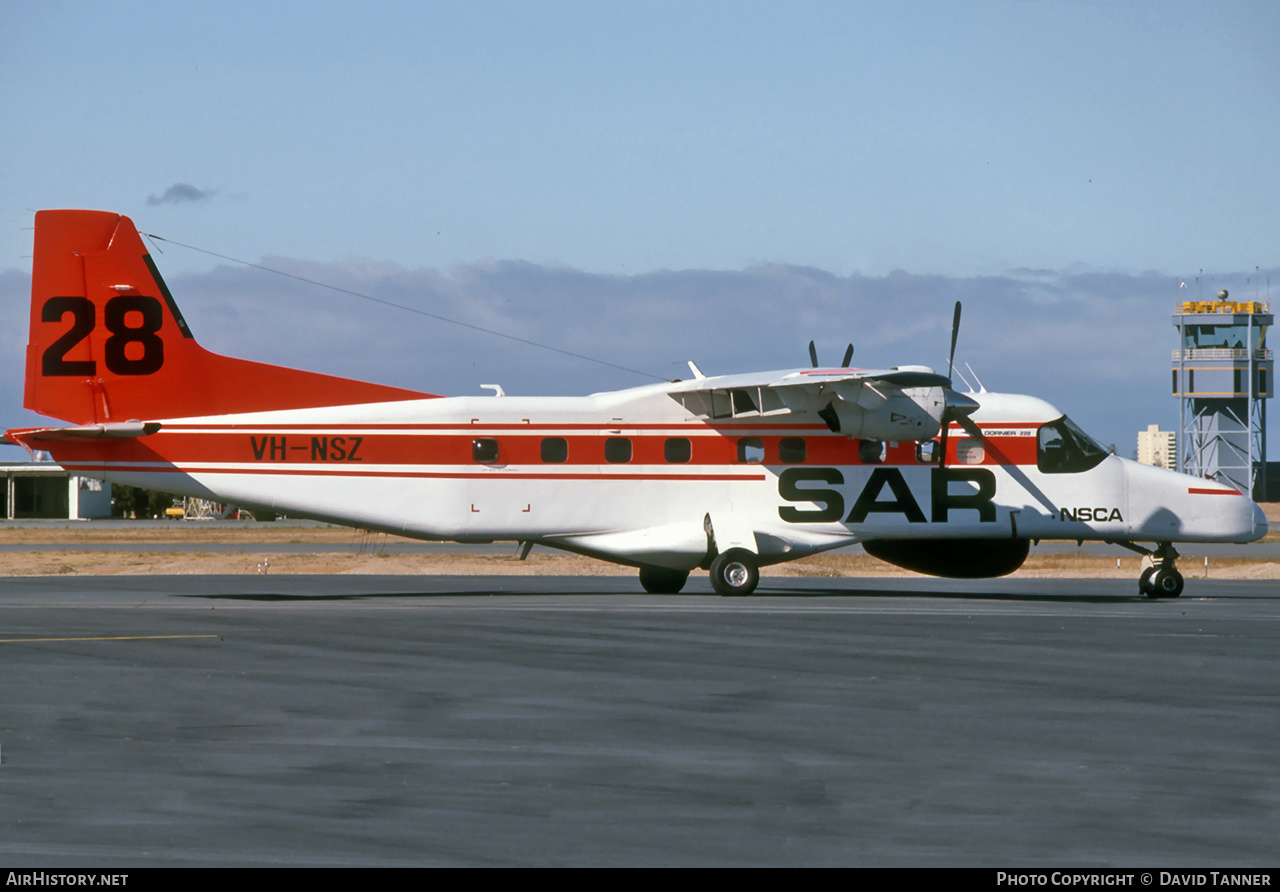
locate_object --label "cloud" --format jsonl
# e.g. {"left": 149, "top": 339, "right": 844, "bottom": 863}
{"left": 146, "top": 183, "right": 216, "bottom": 206}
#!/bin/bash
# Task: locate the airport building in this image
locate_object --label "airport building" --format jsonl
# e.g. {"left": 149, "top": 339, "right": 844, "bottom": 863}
{"left": 1, "top": 461, "right": 113, "bottom": 520}
{"left": 1137, "top": 424, "right": 1176, "bottom": 469}
{"left": 1172, "top": 291, "right": 1272, "bottom": 498}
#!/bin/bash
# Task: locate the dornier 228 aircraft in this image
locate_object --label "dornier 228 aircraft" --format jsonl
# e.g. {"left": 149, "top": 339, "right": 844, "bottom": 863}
{"left": 7, "top": 210, "right": 1268, "bottom": 596}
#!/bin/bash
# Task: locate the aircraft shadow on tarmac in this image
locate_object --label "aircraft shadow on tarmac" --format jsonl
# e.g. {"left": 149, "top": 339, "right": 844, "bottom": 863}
{"left": 761, "top": 585, "right": 1143, "bottom": 604}
{"left": 185, "top": 591, "right": 553, "bottom": 602}
{"left": 180, "top": 578, "right": 1152, "bottom": 605}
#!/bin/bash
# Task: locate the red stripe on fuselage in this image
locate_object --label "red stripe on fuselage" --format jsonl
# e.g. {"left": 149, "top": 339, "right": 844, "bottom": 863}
{"left": 21, "top": 423, "right": 1044, "bottom": 472}
{"left": 157, "top": 421, "right": 833, "bottom": 432}
{"left": 54, "top": 464, "right": 769, "bottom": 482}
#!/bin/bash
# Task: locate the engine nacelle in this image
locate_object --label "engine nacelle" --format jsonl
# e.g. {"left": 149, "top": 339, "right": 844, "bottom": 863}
{"left": 863, "top": 538, "right": 1030, "bottom": 578}
{"left": 830, "top": 389, "right": 943, "bottom": 441}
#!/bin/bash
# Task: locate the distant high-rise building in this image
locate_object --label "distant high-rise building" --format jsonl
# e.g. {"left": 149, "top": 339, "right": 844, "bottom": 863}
{"left": 1137, "top": 424, "right": 1176, "bottom": 469}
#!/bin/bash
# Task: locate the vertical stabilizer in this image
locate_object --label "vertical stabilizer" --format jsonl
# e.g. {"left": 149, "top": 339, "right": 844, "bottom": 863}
{"left": 24, "top": 210, "right": 434, "bottom": 423}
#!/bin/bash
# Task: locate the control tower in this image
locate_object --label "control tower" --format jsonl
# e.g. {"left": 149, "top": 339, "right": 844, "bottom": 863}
{"left": 1172, "top": 290, "right": 1272, "bottom": 497}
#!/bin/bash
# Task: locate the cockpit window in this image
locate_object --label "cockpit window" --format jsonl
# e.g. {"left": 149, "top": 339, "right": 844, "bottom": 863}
{"left": 1037, "top": 416, "right": 1109, "bottom": 474}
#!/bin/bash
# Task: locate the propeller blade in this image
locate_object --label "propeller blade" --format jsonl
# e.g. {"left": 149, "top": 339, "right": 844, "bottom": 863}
{"left": 948, "top": 301, "right": 962, "bottom": 383}
{"left": 808, "top": 340, "right": 819, "bottom": 368}
{"left": 841, "top": 344, "right": 854, "bottom": 367}
{"left": 939, "top": 301, "right": 964, "bottom": 468}
{"left": 938, "top": 382, "right": 981, "bottom": 468}
{"left": 817, "top": 401, "right": 841, "bottom": 433}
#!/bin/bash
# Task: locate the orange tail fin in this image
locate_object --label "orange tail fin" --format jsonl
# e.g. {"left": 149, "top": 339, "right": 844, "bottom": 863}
{"left": 24, "top": 210, "right": 434, "bottom": 424}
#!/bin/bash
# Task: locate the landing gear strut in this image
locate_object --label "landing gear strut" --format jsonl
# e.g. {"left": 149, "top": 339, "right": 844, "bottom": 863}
{"left": 1140, "top": 542, "right": 1184, "bottom": 599}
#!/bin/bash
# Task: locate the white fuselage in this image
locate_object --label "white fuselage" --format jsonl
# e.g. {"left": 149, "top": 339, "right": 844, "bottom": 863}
{"left": 45, "top": 385, "right": 1267, "bottom": 570}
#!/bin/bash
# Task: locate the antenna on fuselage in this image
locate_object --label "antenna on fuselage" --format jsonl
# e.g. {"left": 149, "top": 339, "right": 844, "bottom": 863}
{"left": 964, "top": 362, "right": 987, "bottom": 394}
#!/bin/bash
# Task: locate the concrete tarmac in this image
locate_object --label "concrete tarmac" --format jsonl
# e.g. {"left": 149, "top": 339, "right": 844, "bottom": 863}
{"left": 1, "top": 574, "right": 1277, "bottom": 867}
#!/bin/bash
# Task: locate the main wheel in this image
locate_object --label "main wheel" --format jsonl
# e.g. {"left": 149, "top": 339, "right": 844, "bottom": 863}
{"left": 1150, "top": 568, "right": 1184, "bottom": 598}
{"left": 1139, "top": 566, "right": 1156, "bottom": 597}
{"left": 709, "top": 549, "right": 759, "bottom": 597}
{"left": 638, "top": 566, "right": 689, "bottom": 594}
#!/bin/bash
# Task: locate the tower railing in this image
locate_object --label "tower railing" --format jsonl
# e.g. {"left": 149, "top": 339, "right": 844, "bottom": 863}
{"left": 1174, "top": 300, "right": 1271, "bottom": 314}
{"left": 1171, "top": 348, "right": 1273, "bottom": 361}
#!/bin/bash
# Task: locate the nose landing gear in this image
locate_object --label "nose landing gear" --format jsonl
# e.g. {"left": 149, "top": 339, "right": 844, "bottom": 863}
{"left": 1107, "top": 539, "right": 1186, "bottom": 598}
{"left": 1140, "top": 543, "right": 1184, "bottom": 599}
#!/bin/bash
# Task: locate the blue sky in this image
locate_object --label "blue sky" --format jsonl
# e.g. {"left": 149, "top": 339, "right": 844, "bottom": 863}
{"left": 3, "top": 1, "right": 1278, "bottom": 455}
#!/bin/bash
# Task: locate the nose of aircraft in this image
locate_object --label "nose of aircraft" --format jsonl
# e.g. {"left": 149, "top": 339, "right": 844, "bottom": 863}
{"left": 1210, "top": 488, "right": 1268, "bottom": 543}
{"left": 1252, "top": 500, "right": 1269, "bottom": 541}
{"left": 1217, "top": 489, "right": 1268, "bottom": 543}
{"left": 1123, "top": 459, "right": 1268, "bottom": 543}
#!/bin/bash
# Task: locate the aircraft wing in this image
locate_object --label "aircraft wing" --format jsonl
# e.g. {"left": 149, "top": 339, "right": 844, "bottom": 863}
{"left": 670, "top": 367, "right": 950, "bottom": 393}
{"left": 667, "top": 366, "right": 951, "bottom": 440}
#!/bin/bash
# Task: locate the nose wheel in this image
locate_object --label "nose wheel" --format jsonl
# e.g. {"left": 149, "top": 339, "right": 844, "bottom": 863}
{"left": 1140, "top": 543, "right": 1184, "bottom": 598}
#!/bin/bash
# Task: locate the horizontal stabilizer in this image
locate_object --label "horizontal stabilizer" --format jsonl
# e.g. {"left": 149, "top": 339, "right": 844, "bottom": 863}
{"left": 17, "top": 421, "right": 162, "bottom": 441}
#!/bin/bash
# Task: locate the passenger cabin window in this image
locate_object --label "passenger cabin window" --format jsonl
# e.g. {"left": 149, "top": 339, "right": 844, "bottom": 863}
{"left": 541, "top": 437, "right": 567, "bottom": 463}
{"left": 1037, "top": 416, "right": 1109, "bottom": 474}
{"left": 858, "top": 439, "right": 885, "bottom": 464}
{"left": 664, "top": 437, "right": 691, "bottom": 463}
{"left": 472, "top": 437, "right": 499, "bottom": 464}
{"left": 779, "top": 437, "right": 806, "bottom": 464}
{"left": 737, "top": 437, "right": 765, "bottom": 464}
{"left": 916, "top": 440, "right": 940, "bottom": 464}
{"left": 605, "top": 437, "right": 632, "bottom": 464}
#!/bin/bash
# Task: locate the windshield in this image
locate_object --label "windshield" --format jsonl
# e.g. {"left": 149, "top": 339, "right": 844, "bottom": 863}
{"left": 1037, "top": 416, "right": 1110, "bottom": 474}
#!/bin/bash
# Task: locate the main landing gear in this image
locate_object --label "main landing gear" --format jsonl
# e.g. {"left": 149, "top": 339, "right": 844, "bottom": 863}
{"left": 709, "top": 549, "right": 760, "bottom": 597}
{"left": 635, "top": 549, "right": 762, "bottom": 597}
{"left": 1139, "top": 542, "right": 1184, "bottom": 599}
